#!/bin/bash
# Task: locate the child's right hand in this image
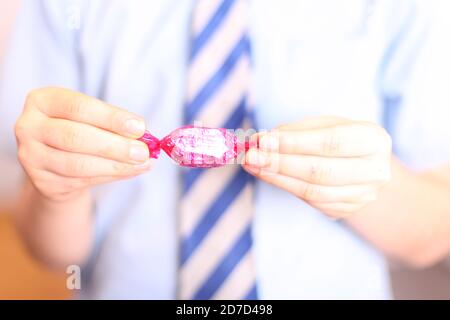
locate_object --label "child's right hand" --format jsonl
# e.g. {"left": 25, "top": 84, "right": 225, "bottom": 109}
{"left": 14, "top": 87, "right": 153, "bottom": 202}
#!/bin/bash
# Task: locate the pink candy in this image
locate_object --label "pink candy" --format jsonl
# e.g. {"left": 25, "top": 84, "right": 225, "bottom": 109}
{"left": 138, "top": 126, "right": 253, "bottom": 168}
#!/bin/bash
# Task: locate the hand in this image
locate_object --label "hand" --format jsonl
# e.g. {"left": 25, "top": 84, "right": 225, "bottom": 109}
{"left": 243, "top": 117, "right": 392, "bottom": 219}
{"left": 15, "top": 87, "right": 153, "bottom": 202}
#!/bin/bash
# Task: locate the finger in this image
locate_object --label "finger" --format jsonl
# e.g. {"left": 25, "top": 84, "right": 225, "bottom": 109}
{"left": 65, "top": 173, "right": 145, "bottom": 189}
{"left": 83, "top": 172, "right": 144, "bottom": 186}
{"left": 276, "top": 116, "right": 350, "bottom": 131}
{"left": 41, "top": 118, "right": 150, "bottom": 164}
{"left": 32, "top": 142, "right": 153, "bottom": 178}
{"left": 242, "top": 165, "right": 378, "bottom": 203}
{"left": 30, "top": 87, "right": 146, "bottom": 138}
{"left": 247, "top": 117, "right": 349, "bottom": 149}
{"left": 28, "top": 168, "right": 143, "bottom": 196}
{"left": 256, "top": 123, "right": 389, "bottom": 157}
{"left": 245, "top": 149, "right": 390, "bottom": 186}
{"left": 309, "top": 201, "right": 370, "bottom": 217}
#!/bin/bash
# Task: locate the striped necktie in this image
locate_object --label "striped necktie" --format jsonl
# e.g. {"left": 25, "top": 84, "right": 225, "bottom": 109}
{"left": 178, "top": 0, "right": 258, "bottom": 300}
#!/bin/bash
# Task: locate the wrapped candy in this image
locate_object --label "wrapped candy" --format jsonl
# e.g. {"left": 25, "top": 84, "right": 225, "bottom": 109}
{"left": 138, "top": 125, "right": 254, "bottom": 168}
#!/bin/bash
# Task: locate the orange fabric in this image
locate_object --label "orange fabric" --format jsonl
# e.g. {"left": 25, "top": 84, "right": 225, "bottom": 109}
{"left": 0, "top": 213, "right": 71, "bottom": 300}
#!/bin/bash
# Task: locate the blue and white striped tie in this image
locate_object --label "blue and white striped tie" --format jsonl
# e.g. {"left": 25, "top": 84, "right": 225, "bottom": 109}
{"left": 178, "top": 0, "right": 258, "bottom": 300}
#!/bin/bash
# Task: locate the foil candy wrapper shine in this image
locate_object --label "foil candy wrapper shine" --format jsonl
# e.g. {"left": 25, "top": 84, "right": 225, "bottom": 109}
{"left": 138, "top": 126, "right": 253, "bottom": 168}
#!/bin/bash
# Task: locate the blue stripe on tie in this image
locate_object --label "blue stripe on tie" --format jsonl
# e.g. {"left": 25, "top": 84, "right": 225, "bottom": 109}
{"left": 223, "top": 96, "right": 246, "bottom": 130}
{"left": 185, "top": 35, "right": 250, "bottom": 124}
{"left": 183, "top": 168, "right": 207, "bottom": 193}
{"left": 190, "top": 0, "right": 235, "bottom": 60}
{"left": 180, "top": 169, "right": 250, "bottom": 265}
{"left": 193, "top": 226, "right": 253, "bottom": 300}
{"left": 244, "top": 284, "right": 258, "bottom": 300}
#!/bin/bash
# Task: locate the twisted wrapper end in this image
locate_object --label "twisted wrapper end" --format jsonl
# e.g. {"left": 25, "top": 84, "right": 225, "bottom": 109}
{"left": 138, "top": 131, "right": 161, "bottom": 159}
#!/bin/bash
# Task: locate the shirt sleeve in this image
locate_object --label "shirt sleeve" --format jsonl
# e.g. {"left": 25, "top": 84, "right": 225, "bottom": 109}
{"left": 379, "top": 0, "right": 450, "bottom": 170}
{"left": 0, "top": 0, "right": 81, "bottom": 198}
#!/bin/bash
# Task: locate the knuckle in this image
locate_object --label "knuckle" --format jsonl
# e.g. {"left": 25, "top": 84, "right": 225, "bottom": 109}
{"left": 65, "top": 157, "right": 88, "bottom": 176}
{"left": 25, "top": 89, "right": 43, "bottom": 107}
{"left": 323, "top": 131, "right": 342, "bottom": 156}
{"left": 17, "top": 145, "right": 30, "bottom": 166}
{"left": 112, "top": 162, "right": 132, "bottom": 175}
{"left": 309, "top": 162, "right": 332, "bottom": 184}
{"left": 24, "top": 88, "right": 52, "bottom": 111}
{"left": 68, "top": 96, "right": 85, "bottom": 117}
{"left": 67, "top": 98, "right": 83, "bottom": 115}
{"left": 298, "top": 183, "right": 319, "bottom": 201}
{"left": 18, "top": 143, "right": 43, "bottom": 169}
{"left": 14, "top": 118, "right": 29, "bottom": 141}
{"left": 63, "top": 127, "right": 83, "bottom": 148}
{"left": 98, "top": 143, "right": 117, "bottom": 159}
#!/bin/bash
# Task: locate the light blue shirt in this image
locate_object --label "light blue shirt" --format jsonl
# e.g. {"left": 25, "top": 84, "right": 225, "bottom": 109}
{"left": 1, "top": 0, "right": 450, "bottom": 299}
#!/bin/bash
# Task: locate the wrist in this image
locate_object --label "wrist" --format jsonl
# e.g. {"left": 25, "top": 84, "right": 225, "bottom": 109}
{"left": 14, "top": 179, "right": 94, "bottom": 270}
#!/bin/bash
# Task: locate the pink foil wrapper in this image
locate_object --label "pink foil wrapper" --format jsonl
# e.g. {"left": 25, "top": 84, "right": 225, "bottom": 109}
{"left": 138, "top": 125, "right": 253, "bottom": 168}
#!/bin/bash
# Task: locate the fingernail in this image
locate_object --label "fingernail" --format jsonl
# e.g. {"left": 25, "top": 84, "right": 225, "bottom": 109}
{"left": 125, "top": 118, "right": 146, "bottom": 137}
{"left": 249, "top": 134, "right": 259, "bottom": 148}
{"left": 246, "top": 149, "right": 269, "bottom": 167}
{"left": 259, "top": 134, "right": 279, "bottom": 151}
{"left": 129, "top": 141, "right": 149, "bottom": 162}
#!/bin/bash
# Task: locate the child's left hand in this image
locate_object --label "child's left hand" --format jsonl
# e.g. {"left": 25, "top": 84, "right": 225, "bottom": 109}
{"left": 243, "top": 116, "right": 392, "bottom": 219}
